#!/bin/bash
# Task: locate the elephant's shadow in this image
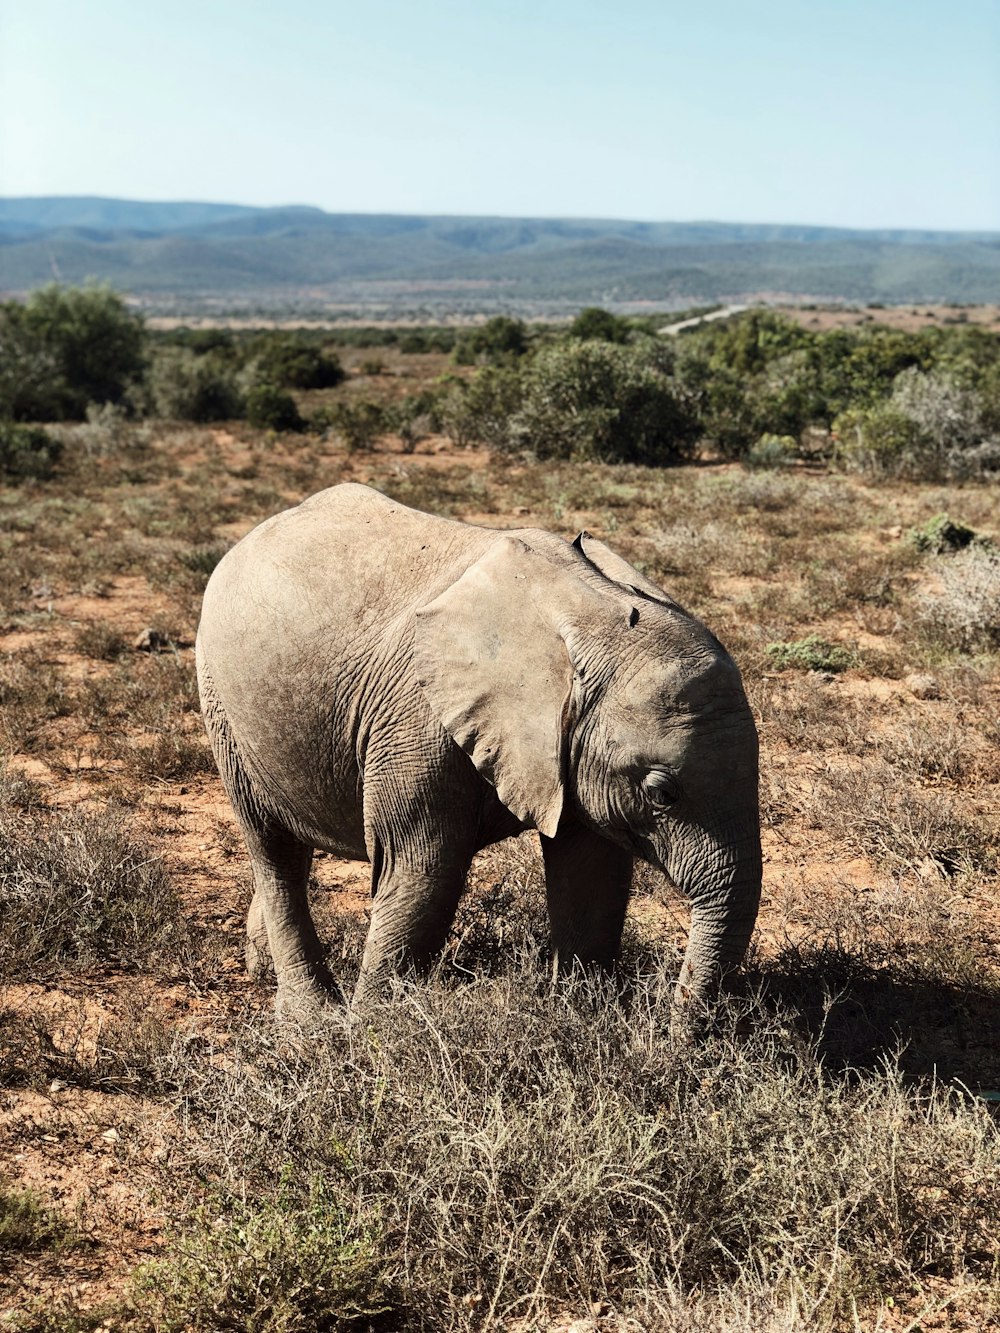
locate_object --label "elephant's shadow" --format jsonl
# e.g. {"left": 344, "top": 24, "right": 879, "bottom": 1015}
{"left": 312, "top": 885, "right": 1000, "bottom": 1092}
{"left": 737, "top": 941, "right": 1000, "bottom": 1091}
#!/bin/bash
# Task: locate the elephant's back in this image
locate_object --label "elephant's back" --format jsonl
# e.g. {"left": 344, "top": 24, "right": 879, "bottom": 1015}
{"left": 205, "top": 484, "right": 488, "bottom": 628}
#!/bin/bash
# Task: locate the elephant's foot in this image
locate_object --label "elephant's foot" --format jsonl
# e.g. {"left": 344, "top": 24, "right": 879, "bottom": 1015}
{"left": 274, "top": 958, "right": 344, "bottom": 1021}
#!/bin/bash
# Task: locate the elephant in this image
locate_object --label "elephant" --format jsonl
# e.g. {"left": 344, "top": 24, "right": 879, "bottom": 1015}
{"left": 196, "top": 482, "right": 761, "bottom": 1015}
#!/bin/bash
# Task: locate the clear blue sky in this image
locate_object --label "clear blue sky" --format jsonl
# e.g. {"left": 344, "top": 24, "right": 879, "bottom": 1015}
{"left": 2, "top": 0, "right": 998, "bottom": 230}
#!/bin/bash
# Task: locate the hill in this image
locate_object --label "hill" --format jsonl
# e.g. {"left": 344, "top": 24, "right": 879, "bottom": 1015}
{"left": 2, "top": 196, "right": 999, "bottom": 312}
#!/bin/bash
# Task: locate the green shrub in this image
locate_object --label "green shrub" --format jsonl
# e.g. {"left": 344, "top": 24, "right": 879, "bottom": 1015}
{"left": 0, "top": 1182, "right": 74, "bottom": 1255}
{"left": 439, "top": 367, "right": 524, "bottom": 449}
{"left": 744, "top": 433, "right": 797, "bottom": 471}
{"left": 506, "top": 341, "right": 701, "bottom": 464}
{"left": 398, "top": 329, "right": 456, "bottom": 354}
{"left": 765, "top": 634, "right": 856, "bottom": 673}
{"left": 0, "top": 284, "right": 146, "bottom": 421}
{"left": 907, "top": 513, "right": 978, "bottom": 554}
{"left": 320, "top": 399, "right": 385, "bottom": 451}
{"left": 150, "top": 347, "right": 244, "bottom": 422}
{"left": 245, "top": 382, "right": 305, "bottom": 432}
{"left": 0, "top": 421, "right": 62, "bottom": 481}
{"left": 130, "top": 1177, "right": 392, "bottom": 1333}
{"left": 250, "top": 335, "right": 345, "bottom": 389}
{"left": 832, "top": 404, "right": 931, "bottom": 478}
{"left": 834, "top": 364, "right": 995, "bottom": 480}
{"left": 453, "top": 316, "right": 529, "bottom": 366}
{"left": 385, "top": 392, "right": 439, "bottom": 452}
{"left": 568, "top": 306, "right": 630, "bottom": 343}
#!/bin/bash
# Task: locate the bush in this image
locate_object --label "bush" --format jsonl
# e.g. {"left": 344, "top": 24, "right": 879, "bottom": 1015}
{"left": 245, "top": 382, "right": 305, "bottom": 433}
{"left": 892, "top": 366, "right": 984, "bottom": 454}
{"left": 439, "top": 367, "right": 524, "bottom": 449}
{"left": 249, "top": 335, "right": 345, "bottom": 390}
{"left": 501, "top": 341, "right": 701, "bottom": 464}
{"left": 916, "top": 545, "right": 1000, "bottom": 652}
{"left": 150, "top": 347, "right": 244, "bottom": 422}
{"left": 907, "top": 513, "right": 978, "bottom": 554}
{"left": 0, "top": 1183, "right": 74, "bottom": 1256}
{"left": 568, "top": 306, "right": 630, "bottom": 343}
{"left": 452, "top": 316, "right": 529, "bottom": 366}
{"left": 398, "top": 329, "right": 456, "bottom": 354}
{"left": 832, "top": 403, "right": 932, "bottom": 478}
{"left": 116, "top": 927, "right": 1000, "bottom": 1331}
{"left": 834, "top": 366, "right": 996, "bottom": 480}
{"left": 130, "top": 1177, "right": 392, "bottom": 1333}
{"left": 0, "top": 284, "right": 146, "bottom": 421}
{"left": 744, "top": 433, "right": 797, "bottom": 471}
{"left": 0, "top": 794, "right": 187, "bottom": 983}
{"left": 0, "top": 421, "right": 62, "bottom": 481}
{"left": 320, "top": 399, "right": 385, "bottom": 451}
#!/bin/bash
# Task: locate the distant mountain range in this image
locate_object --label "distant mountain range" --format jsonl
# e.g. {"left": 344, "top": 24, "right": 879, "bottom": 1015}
{"left": 2, "top": 196, "right": 998, "bottom": 313}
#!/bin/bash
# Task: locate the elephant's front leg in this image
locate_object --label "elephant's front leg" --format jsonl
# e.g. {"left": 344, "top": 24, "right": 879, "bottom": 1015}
{"left": 353, "top": 857, "right": 470, "bottom": 1007}
{"left": 541, "top": 819, "right": 633, "bottom": 972}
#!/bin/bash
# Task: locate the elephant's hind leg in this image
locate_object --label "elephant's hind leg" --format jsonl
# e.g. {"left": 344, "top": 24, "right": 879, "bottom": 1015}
{"left": 199, "top": 658, "right": 341, "bottom": 1014}
{"left": 245, "top": 889, "right": 271, "bottom": 982}
{"left": 243, "top": 820, "right": 342, "bottom": 1015}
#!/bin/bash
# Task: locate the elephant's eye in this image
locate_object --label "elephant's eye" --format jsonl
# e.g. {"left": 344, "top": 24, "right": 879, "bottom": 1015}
{"left": 643, "top": 770, "right": 680, "bottom": 808}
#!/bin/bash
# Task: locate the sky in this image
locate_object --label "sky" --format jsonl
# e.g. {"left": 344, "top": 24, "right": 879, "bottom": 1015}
{"left": 1, "top": 0, "right": 998, "bottom": 231}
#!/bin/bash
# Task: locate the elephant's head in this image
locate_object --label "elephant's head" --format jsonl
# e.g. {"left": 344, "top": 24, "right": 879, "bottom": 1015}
{"left": 415, "top": 531, "right": 762, "bottom": 1007}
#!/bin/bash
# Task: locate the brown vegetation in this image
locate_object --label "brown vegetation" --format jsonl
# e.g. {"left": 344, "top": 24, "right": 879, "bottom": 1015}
{"left": 2, "top": 337, "right": 999, "bottom": 1330}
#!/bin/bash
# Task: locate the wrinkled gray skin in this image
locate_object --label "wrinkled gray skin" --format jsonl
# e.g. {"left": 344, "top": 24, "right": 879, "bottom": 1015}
{"left": 196, "top": 483, "right": 761, "bottom": 1015}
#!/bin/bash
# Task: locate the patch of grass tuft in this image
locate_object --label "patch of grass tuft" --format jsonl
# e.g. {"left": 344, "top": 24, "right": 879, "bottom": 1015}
{"left": 0, "top": 1182, "right": 75, "bottom": 1255}
{"left": 73, "top": 621, "right": 128, "bottom": 660}
{"left": 765, "top": 634, "right": 856, "bottom": 673}
{"left": 176, "top": 541, "right": 231, "bottom": 590}
{"left": 916, "top": 544, "right": 1000, "bottom": 653}
{"left": 0, "top": 798, "right": 188, "bottom": 983}
{"left": 129, "top": 1177, "right": 394, "bottom": 1333}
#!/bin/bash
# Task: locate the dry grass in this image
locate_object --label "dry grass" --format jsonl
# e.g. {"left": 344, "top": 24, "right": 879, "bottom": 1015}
{"left": 0, "top": 780, "right": 189, "bottom": 985}
{"left": 2, "top": 368, "right": 999, "bottom": 1330}
{"left": 51, "top": 906, "right": 1000, "bottom": 1331}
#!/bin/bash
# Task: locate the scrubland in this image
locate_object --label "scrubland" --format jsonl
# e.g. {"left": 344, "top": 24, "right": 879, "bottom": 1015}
{"left": 2, "top": 311, "right": 1000, "bottom": 1332}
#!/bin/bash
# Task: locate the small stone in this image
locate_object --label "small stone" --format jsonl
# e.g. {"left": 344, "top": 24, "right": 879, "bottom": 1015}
{"left": 133, "top": 627, "right": 171, "bottom": 653}
{"left": 49, "top": 1078, "right": 67, "bottom": 1093}
{"left": 101, "top": 1127, "right": 120, "bottom": 1143}
{"left": 904, "top": 672, "right": 939, "bottom": 700}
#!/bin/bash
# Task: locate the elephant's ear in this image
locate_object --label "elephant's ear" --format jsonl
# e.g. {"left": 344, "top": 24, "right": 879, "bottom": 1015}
{"left": 414, "top": 537, "right": 585, "bottom": 838}
{"left": 573, "top": 530, "right": 682, "bottom": 610}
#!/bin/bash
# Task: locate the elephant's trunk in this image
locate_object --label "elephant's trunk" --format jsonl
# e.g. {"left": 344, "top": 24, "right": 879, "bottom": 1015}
{"left": 668, "top": 822, "right": 762, "bottom": 1011}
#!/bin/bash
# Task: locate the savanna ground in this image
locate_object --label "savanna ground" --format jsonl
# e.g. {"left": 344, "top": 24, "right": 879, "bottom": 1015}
{"left": 2, "top": 330, "right": 1000, "bottom": 1332}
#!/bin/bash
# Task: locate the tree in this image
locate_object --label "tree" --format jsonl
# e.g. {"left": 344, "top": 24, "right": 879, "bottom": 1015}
{"left": 568, "top": 307, "right": 629, "bottom": 344}
{"left": 249, "top": 335, "right": 345, "bottom": 389}
{"left": 506, "top": 341, "right": 700, "bottom": 464}
{"left": 245, "top": 383, "right": 305, "bottom": 432}
{"left": 0, "top": 284, "right": 146, "bottom": 420}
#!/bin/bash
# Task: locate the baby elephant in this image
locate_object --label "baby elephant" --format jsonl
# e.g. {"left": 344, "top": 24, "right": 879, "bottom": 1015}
{"left": 196, "top": 483, "right": 761, "bottom": 1014}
